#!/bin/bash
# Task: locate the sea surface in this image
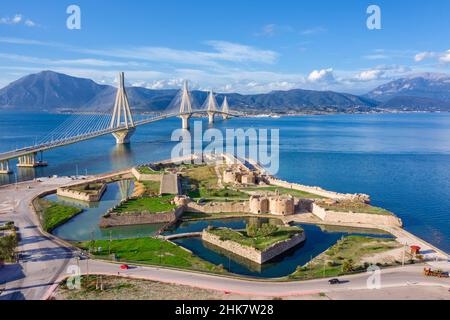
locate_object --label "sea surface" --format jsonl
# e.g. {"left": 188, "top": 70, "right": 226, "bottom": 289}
{"left": 1, "top": 112, "right": 450, "bottom": 253}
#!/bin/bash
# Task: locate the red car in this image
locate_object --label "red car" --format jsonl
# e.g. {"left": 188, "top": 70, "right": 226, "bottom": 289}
{"left": 120, "top": 264, "right": 129, "bottom": 270}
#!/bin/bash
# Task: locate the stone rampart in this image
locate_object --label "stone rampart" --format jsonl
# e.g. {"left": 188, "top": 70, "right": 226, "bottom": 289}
{"left": 311, "top": 203, "right": 403, "bottom": 227}
{"left": 131, "top": 167, "right": 162, "bottom": 182}
{"left": 186, "top": 201, "right": 249, "bottom": 214}
{"left": 56, "top": 183, "right": 106, "bottom": 202}
{"left": 202, "top": 229, "right": 305, "bottom": 264}
{"left": 99, "top": 206, "right": 185, "bottom": 228}
{"left": 268, "top": 177, "right": 370, "bottom": 203}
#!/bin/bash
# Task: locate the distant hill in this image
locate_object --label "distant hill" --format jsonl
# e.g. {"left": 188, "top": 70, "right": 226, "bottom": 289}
{"left": 0, "top": 71, "right": 378, "bottom": 113}
{"left": 366, "top": 73, "right": 450, "bottom": 111}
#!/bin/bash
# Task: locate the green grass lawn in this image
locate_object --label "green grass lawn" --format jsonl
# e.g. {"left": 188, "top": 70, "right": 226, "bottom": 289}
{"left": 318, "top": 201, "right": 393, "bottom": 216}
{"left": 142, "top": 181, "right": 161, "bottom": 195}
{"left": 182, "top": 165, "right": 249, "bottom": 201}
{"left": 208, "top": 226, "right": 303, "bottom": 251}
{"left": 113, "top": 195, "right": 177, "bottom": 214}
{"left": 78, "top": 237, "right": 219, "bottom": 272}
{"left": 290, "top": 236, "right": 401, "bottom": 280}
{"left": 35, "top": 198, "right": 83, "bottom": 232}
{"left": 137, "top": 166, "right": 161, "bottom": 175}
{"left": 242, "top": 186, "right": 325, "bottom": 199}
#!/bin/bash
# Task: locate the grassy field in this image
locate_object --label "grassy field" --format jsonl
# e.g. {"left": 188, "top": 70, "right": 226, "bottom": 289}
{"left": 53, "top": 275, "right": 249, "bottom": 300}
{"left": 290, "top": 236, "right": 401, "bottom": 279}
{"left": 137, "top": 166, "right": 161, "bottom": 175}
{"left": 142, "top": 181, "right": 161, "bottom": 195}
{"left": 242, "top": 186, "right": 325, "bottom": 199}
{"left": 35, "top": 198, "right": 83, "bottom": 232}
{"left": 183, "top": 164, "right": 249, "bottom": 201}
{"left": 208, "top": 226, "right": 303, "bottom": 251}
{"left": 317, "top": 201, "right": 393, "bottom": 216}
{"left": 78, "top": 237, "right": 219, "bottom": 272}
{"left": 113, "top": 195, "right": 176, "bottom": 214}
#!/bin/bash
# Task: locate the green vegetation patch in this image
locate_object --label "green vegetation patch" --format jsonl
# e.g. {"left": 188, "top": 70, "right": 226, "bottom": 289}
{"left": 318, "top": 201, "right": 393, "bottom": 216}
{"left": 113, "top": 195, "right": 177, "bottom": 214}
{"left": 78, "top": 237, "right": 218, "bottom": 272}
{"left": 35, "top": 198, "right": 83, "bottom": 232}
{"left": 182, "top": 165, "right": 248, "bottom": 201}
{"left": 208, "top": 225, "right": 303, "bottom": 251}
{"left": 137, "top": 166, "right": 161, "bottom": 175}
{"left": 242, "top": 186, "right": 325, "bottom": 199}
{"left": 290, "top": 236, "right": 400, "bottom": 280}
{"left": 0, "top": 230, "right": 18, "bottom": 262}
{"left": 142, "top": 181, "right": 161, "bottom": 195}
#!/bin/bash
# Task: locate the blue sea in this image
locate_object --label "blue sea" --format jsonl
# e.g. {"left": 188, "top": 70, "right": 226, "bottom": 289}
{"left": 1, "top": 112, "right": 450, "bottom": 253}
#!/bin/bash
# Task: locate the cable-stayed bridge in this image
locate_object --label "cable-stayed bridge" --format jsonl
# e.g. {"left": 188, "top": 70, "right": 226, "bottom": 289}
{"left": 0, "top": 72, "right": 240, "bottom": 174}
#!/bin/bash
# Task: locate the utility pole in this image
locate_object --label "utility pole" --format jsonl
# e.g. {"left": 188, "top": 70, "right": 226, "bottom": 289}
{"left": 75, "top": 164, "right": 79, "bottom": 179}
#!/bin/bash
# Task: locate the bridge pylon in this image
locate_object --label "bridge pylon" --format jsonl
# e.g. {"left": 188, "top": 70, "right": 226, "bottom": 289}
{"left": 0, "top": 160, "right": 12, "bottom": 174}
{"left": 110, "top": 72, "right": 135, "bottom": 144}
{"left": 179, "top": 81, "right": 193, "bottom": 130}
{"left": 221, "top": 96, "right": 230, "bottom": 120}
{"left": 17, "top": 152, "right": 47, "bottom": 168}
{"left": 206, "top": 90, "right": 218, "bottom": 125}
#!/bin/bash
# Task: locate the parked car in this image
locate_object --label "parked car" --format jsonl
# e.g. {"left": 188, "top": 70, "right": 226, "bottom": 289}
{"left": 328, "top": 278, "right": 341, "bottom": 285}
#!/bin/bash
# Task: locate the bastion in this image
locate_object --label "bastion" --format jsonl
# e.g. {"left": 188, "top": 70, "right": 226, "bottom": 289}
{"left": 57, "top": 183, "right": 106, "bottom": 202}
{"left": 202, "top": 227, "right": 306, "bottom": 264}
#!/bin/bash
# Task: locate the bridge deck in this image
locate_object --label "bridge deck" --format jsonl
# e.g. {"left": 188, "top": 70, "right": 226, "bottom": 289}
{"left": 0, "top": 111, "right": 239, "bottom": 162}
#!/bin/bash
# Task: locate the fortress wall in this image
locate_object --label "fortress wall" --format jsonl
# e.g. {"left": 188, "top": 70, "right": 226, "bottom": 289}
{"left": 311, "top": 203, "right": 403, "bottom": 227}
{"left": 99, "top": 206, "right": 185, "bottom": 228}
{"left": 131, "top": 167, "right": 162, "bottom": 182}
{"left": 186, "top": 201, "right": 250, "bottom": 214}
{"left": 202, "top": 230, "right": 305, "bottom": 264}
{"left": 56, "top": 183, "right": 106, "bottom": 202}
{"left": 268, "top": 177, "right": 371, "bottom": 203}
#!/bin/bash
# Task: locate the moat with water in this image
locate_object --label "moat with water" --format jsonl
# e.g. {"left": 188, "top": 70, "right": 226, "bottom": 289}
{"left": 44, "top": 180, "right": 392, "bottom": 278}
{"left": 2, "top": 112, "right": 450, "bottom": 254}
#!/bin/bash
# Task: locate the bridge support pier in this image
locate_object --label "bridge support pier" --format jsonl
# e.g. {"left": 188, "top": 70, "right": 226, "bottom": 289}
{"left": 112, "top": 128, "right": 135, "bottom": 144}
{"left": 208, "top": 111, "right": 215, "bottom": 125}
{"left": 0, "top": 160, "right": 12, "bottom": 174}
{"left": 180, "top": 114, "right": 191, "bottom": 130}
{"left": 222, "top": 113, "right": 230, "bottom": 120}
{"left": 17, "top": 152, "right": 48, "bottom": 168}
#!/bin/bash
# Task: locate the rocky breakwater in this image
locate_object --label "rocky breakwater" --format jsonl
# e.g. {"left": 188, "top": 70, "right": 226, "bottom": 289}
{"left": 202, "top": 227, "right": 306, "bottom": 264}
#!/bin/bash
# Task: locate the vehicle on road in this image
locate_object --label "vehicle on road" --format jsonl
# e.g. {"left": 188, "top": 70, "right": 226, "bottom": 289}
{"left": 328, "top": 278, "right": 341, "bottom": 285}
{"left": 120, "top": 264, "right": 130, "bottom": 270}
{"left": 423, "top": 268, "right": 449, "bottom": 278}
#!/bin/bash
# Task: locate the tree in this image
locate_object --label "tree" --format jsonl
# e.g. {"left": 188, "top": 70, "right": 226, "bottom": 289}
{"left": 342, "top": 260, "right": 355, "bottom": 273}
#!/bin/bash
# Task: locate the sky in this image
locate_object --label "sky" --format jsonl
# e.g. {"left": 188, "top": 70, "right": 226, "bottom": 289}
{"left": 0, "top": 0, "right": 449, "bottom": 94}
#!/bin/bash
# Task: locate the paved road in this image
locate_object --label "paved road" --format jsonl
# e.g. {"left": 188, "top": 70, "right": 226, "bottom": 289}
{"left": 1, "top": 177, "right": 449, "bottom": 300}
{"left": 0, "top": 177, "right": 77, "bottom": 300}
{"left": 60, "top": 261, "right": 449, "bottom": 299}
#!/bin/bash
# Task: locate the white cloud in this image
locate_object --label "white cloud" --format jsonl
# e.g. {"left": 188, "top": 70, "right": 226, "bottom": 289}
{"left": 307, "top": 68, "right": 335, "bottom": 83}
{"left": 0, "top": 14, "right": 37, "bottom": 27}
{"left": 415, "top": 50, "right": 450, "bottom": 64}
{"left": 355, "top": 70, "right": 385, "bottom": 81}
{"left": 300, "top": 27, "right": 327, "bottom": 35}
{"left": 79, "top": 40, "right": 278, "bottom": 67}
{"left": 254, "top": 24, "right": 293, "bottom": 37}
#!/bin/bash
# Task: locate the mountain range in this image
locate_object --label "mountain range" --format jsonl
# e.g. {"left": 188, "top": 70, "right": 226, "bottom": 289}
{"left": 0, "top": 70, "right": 449, "bottom": 113}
